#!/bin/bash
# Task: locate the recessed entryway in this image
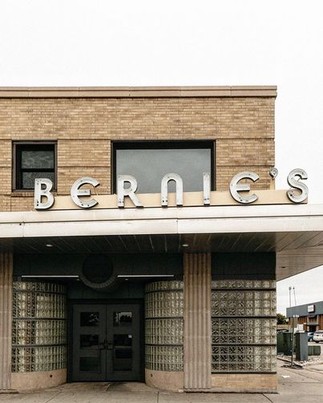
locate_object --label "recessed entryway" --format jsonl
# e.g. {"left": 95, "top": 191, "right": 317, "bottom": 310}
{"left": 71, "top": 303, "right": 141, "bottom": 382}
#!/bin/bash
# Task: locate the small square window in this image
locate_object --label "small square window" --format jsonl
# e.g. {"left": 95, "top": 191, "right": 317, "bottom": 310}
{"left": 13, "top": 142, "right": 56, "bottom": 191}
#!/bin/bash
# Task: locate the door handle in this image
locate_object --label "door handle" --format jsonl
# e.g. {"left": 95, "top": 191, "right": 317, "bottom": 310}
{"left": 99, "top": 339, "right": 107, "bottom": 350}
{"left": 99, "top": 339, "right": 113, "bottom": 350}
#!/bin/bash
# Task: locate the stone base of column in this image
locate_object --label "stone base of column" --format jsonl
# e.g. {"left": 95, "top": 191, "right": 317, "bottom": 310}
{"left": 11, "top": 369, "right": 67, "bottom": 391}
{"left": 145, "top": 369, "right": 184, "bottom": 392}
{"left": 210, "top": 373, "right": 278, "bottom": 393}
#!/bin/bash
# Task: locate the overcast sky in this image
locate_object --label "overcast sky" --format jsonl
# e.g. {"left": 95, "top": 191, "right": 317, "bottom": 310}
{"left": 1, "top": 0, "right": 323, "bottom": 314}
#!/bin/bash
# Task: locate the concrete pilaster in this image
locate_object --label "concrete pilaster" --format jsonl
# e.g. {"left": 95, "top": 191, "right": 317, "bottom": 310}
{"left": 183, "top": 253, "right": 211, "bottom": 390}
{"left": 0, "top": 252, "right": 13, "bottom": 391}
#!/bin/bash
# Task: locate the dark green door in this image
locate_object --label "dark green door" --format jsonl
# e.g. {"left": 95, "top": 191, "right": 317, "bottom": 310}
{"left": 72, "top": 304, "right": 141, "bottom": 381}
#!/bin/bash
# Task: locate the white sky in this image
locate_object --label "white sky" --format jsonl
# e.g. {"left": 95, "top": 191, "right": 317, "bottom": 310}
{"left": 1, "top": 0, "right": 323, "bottom": 314}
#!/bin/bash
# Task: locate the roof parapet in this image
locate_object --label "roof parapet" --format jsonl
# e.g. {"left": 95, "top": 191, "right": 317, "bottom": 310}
{"left": 0, "top": 86, "right": 277, "bottom": 98}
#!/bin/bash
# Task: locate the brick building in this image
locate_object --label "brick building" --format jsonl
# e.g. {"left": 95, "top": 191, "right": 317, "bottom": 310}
{"left": 287, "top": 302, "right": 323, "bottom": 332}
{"left": 1, "top": 86, "right": 323, "bottom": 393}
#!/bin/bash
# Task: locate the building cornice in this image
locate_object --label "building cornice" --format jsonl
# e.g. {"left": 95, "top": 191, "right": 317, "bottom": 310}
{"left": 0, "top": 86, "right": 277, "bottom": 98}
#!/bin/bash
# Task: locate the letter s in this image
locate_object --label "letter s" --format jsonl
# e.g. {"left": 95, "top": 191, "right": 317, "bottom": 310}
{"left": 287, "top": 168, "right": 308, "bottom": 203}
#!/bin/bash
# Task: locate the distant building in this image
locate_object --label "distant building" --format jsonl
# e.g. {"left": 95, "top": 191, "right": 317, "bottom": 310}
{"left": 287, "top": 302, "right": 323, "bottom": 332}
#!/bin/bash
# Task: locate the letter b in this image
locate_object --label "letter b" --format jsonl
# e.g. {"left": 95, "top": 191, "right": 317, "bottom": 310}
{"left": 34, "top": 178, "right": 54, "bottom": 210}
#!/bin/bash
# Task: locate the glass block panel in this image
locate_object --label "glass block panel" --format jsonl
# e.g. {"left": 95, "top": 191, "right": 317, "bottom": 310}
{"left": 211, "top": 345, "right": 276, "bottom": 373}
{"left": 211, "top": 290, "right": 276, "bottom": 317}
{"left": 145, "top": 291, "right": 184, "bottom": 318}
{"left": 212, "top": 318, "right": 276, "bottom": 345}
{"left": 145, "top": 318, "right": 183, "bottom": 345}
{"left": 19, "top": 282, "right": 64, "bottom": 293}
{"left": 212, "top": 280, "right": 275, "bottom": 290}
{"left": 211, "top": 279, "right": 276, "bottom": 374}
{"left": 145, "top": 282, "right": 184, "bottom": 372}
{"left": 12, "top": 282, "right": 67, "bottom": 373}
{"left": 145, "top": 281, "right": 183, "bottom": 293}
{"left": 12, "top": 345, "right": 67, "bottom": 372}
{"left": 145, "top": 345, "right": 183, "bottom": 372}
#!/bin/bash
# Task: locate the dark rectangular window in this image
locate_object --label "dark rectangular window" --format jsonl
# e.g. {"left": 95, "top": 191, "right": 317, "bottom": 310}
{"left": 13, "top": 142, "right": 56, "bottom": 191}
{"left": 113, "top": 141, "right": 214, "bottom": 193}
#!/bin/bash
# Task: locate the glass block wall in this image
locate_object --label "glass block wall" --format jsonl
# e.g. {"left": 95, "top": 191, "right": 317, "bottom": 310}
{"left": 12, "top": 282, "right": 67, "bottom": 373}
{"left": 211, "top": 280, "right": 276, "bottom": 373}
{"left": 145, "top": 281, "right": 183, "bottom": 372}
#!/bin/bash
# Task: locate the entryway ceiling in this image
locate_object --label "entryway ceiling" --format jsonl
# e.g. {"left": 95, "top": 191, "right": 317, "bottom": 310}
{"left": 2, "top": 204, "right": 323, "bottom": 281}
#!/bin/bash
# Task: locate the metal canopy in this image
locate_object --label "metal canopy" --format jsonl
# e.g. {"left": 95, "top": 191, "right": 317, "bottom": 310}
{"left": 1, "top": 204, "right": 323, "bottom": 281}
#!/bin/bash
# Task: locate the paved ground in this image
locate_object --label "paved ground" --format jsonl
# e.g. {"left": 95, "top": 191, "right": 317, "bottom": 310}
{"left": 1, "top": 359, "right": 323, "bottom": 402}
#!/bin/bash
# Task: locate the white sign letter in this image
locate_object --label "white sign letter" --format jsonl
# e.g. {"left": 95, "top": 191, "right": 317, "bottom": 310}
{"left": 117, "top": 175, "right": 143, "bottom": 208}
{"left": 34, "top": 178, "right": 55, "bottom": 210}
{"left": 203, "top": 172, "right": 211, "bottom": 206}
{"left": 161, "top": 173, "right": 183, "bottom": 207}
{"left": 71, "top": 177, "right": 99, "bottom": 209}
{"left": 287, "top": 168, "right": 308, "bottom": 203}
{"left": 229, "top": 172, "right": 259, "bottom": 204}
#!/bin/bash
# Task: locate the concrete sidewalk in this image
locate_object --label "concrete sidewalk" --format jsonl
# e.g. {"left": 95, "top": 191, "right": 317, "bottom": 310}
{"left": 1, "top": 360, "right": 323, "bottom": 403}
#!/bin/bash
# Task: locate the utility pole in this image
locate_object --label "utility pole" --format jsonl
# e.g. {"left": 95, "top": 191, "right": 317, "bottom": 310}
{"left": 293, "top": 286, "right": 297, "bottom": 306}
{"left": 289, "top": 286, "right": 296, "bottom": 307}
{"left": 288, "top": 287, "right": 298, "bottom": 367}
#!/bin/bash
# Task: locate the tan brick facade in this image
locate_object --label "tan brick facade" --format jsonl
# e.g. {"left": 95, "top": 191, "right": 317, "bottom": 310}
{"left": 0, "top": 87, "right": 278, "bottom": 393}
{"left": 0, "top": 87, "right": 276, "bottom": 211}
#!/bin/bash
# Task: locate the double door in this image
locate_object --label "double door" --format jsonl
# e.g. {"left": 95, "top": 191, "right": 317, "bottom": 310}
{"left": 72, "top": 303, "right": 141, "bottom": 381}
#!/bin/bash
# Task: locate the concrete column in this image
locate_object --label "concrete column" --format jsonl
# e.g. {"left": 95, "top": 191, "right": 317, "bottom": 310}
{"left": 0, "top": 252, "right": 13, "bottom": 391}
{"left": 183, "top": 252, "right": 211, "bottom": 390}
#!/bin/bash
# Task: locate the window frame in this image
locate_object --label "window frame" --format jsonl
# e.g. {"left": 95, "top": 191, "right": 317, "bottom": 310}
{"left": 12, "top": 141, "right": 57, "bottom": 192}
{"left": 112, "top": 140, "right": 215, "bottom": 194}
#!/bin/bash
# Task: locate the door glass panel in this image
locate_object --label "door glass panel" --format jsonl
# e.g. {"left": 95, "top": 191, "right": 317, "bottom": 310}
{"left": 113, "top": 311, "right": 132, "bottom": 326}
{"left": 80, "top": 356, "right": 100, "bottom": 372}
{"left": 113, "top": 334, "right": 133, "bottom": 371}
{"left": 80, "top": 334, "right": 99, "bottom": 349}
{"left": 114, "top": 334, "right": 132, "bottom": 347}
{"left": 80, "top": 312, "right": 99, "bottom": 327}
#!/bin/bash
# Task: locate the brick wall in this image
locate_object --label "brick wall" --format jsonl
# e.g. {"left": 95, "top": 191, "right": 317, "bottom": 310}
{"left": 0, "top": 88, "right": 275, "bottom": 212}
